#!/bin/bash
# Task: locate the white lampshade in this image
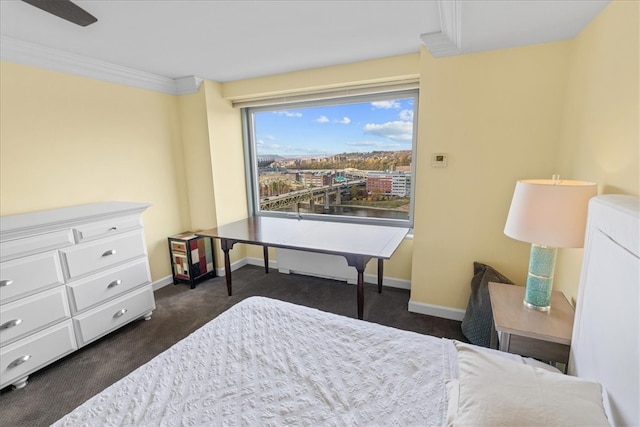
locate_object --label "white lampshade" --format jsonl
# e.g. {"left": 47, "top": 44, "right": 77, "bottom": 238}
{"left": 504, "top": 179, "right": 597, "bottom": 248}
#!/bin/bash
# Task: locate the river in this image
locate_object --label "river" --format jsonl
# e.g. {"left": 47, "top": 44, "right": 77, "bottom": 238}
{"left": 275, "top": 204, "right": 409, "bottom": 220}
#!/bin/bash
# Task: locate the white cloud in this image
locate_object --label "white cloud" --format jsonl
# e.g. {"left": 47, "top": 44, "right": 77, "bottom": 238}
{"left": 371, "top": 100, "right": 400, "bottom": 109}
{"left": 273, "top": 111, "right": 302, "bottom": 118}
{"left": 399, "top": 109, "right": 413, "bottom": 121}
{"left": 257, "top": 135, "right": 278, "bottom": 146}
{"left": 363, "top": 120, "right": 413, "bottom": 141}
{"left": 316, "top": 115, "right": 330, "bottom": 123}
{"left": 336, "top": 117, "right": 351, "bottom": 124}
{"left": 346, "top": 141, "right": 401, "bottom": 148}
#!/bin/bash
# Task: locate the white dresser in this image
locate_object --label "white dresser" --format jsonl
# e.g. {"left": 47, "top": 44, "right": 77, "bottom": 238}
{"left": 0, "top": 202, "right": 155, "bottom": 390}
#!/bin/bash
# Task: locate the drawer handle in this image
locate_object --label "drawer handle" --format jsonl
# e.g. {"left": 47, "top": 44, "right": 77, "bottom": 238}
{"left": 107, "top": 279, "right": 122, "bottom": 289}
{"left": 102, "top": 249, "right": 117, "bottom": 257}
{"left": 109, "top": 226, "right": 118, "bottom": 231}
{"left": 8, "top": 355, "right": 31, "bottom": 369}
{"left": 0, "top": 319, "right": 22, "bottom": 330}
{"left": 0, "top": 279, "right": 13, "bottom": 287}
{"left": 113, "top": 308, "right": 127, "bottom": 318}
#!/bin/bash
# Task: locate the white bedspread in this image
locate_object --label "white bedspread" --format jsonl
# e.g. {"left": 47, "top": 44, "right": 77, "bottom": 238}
{"left": 54, "top": 297, "right": 451, "bottom": 426}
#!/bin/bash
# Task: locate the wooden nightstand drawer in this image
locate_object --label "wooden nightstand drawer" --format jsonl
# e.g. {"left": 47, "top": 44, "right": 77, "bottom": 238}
{"left": 500, "top": 332, "right": 570, "bottom": 364}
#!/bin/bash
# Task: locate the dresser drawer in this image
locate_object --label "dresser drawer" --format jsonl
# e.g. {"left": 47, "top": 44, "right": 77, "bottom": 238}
{"left": 61, "top": 230, "right": 147, "bottom": 280}
{"left": 0, "top": 286, "right": 70, "bottom": 347}
{"left": 67, "top": 258, "right": 151, "bottom": 313}
{"left": 0, "top": 229, "right": 74, "bottom": 261}
{"left": 0, "top": 320, "right": 76, "bottom": 389}
{"left": 0, "top": 251, "right": 65, "bottom": 304}
{"left": 73, "top": 286, "right": 155, "bottom": 347}
{"left": 73, "top": 215, "right": 143, "bottom": 243}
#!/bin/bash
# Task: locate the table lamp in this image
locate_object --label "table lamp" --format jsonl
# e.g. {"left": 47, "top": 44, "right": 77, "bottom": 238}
{"left": 504, "top": 176, "right": 597, "bottom": 311}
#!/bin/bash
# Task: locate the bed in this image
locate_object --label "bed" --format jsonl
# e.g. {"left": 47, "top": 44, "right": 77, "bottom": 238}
{"left": 54, "top": 195, "right": 639, "bottom": 426}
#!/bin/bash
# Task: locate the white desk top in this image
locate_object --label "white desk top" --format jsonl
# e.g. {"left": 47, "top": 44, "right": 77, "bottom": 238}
{"left": 198, "top": 216, "right": 410, "bottom": 260}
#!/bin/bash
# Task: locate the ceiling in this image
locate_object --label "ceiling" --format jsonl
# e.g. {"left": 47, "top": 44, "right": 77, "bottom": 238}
{"left": 0, "top": 0, "right": 610, "bottom": 85}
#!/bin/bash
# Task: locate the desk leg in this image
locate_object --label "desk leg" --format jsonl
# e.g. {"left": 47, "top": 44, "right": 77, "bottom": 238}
{"left": 220, "top": 239, "right": 235, "bottom": 296}
{"left": 345, "top": 255, "right": 371, "bottom": 320}
{"left": 377, "top": 258, "right": 383, "bottom": 293}
{"left": 263, "top": 246, "right": 269, "bottom": 274}
{"left": 356, "top": 268, "right": 365, "bottom": 320}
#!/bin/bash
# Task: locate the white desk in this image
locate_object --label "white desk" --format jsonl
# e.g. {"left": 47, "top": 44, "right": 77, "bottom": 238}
{"left": 198, "top": 217, "right": 410, "bottom": 319}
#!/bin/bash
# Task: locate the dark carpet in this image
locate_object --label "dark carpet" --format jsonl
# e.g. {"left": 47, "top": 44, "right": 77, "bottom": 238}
{"left": 0, "top": 265, "right": 466, "bottom": 426}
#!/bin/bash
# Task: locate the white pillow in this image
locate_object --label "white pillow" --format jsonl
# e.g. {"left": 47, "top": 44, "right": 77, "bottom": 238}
{"left": 447, "top": 341, "right": 610, "bottom": 427}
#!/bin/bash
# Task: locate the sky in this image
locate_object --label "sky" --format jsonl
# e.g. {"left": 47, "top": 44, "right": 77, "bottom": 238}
{"left": 253, "top": 96, "right": 415, "bottom": 157}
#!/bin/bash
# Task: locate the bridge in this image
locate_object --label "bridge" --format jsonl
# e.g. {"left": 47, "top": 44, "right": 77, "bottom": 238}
{"left": 260, "top": 180, "right": 365, "bottom": 211}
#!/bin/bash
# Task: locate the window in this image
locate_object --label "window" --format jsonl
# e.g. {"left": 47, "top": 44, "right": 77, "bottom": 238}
{"left": 243, "top": 90, "right": 418, "bottom": 227}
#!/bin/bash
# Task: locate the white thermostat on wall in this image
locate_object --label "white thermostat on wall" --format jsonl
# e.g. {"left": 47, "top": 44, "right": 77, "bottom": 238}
{"left": 431, "top": 153, "right": 448, "bottom": 168}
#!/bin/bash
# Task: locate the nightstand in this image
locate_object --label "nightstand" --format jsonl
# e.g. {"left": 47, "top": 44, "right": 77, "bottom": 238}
{"left": 168, "top": 232, "right": 216, "bottom": 289}
{"left": 488, "top": 282, "right": 574, "bottom": 369}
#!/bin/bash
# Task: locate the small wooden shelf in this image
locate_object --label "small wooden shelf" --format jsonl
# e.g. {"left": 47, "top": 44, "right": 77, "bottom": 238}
{"left": 168, "top": 232, "right": 215, "bottom": 289}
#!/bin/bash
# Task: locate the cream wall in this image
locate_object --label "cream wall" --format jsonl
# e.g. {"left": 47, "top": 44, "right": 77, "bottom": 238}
{"left": 202, "top": 80, "right": 248, "bottom": 264}
{"left": 1, "top": 1, "right": 636, "bottom": 312}
{"left": 554, "top": 0, "right": 639, "bottom": 304}
{"left": 176, "top": 88, "right": 218, "bottom": 232}
{"left": 1, "top": 55, "right": 413, "bottom": 285}
{"left": 222, "top": 54, "right": 421, "bottom": 281}
{"left": 0, "top": 61, "right": 189, "bottom": 281}
{"left": 170, "top": 81, "right": 249, "bottom": 265}
{"left": 222, "top": 54, "right": 420, "bottom": 101}
{"left": 411, "top": 41, "right": 573, "bottom": 310}
{"left": 412, "top": 0, "right": 639, "bottom": 311}
{"left": 203, "top": 80, "right": 248, "bottom": 226}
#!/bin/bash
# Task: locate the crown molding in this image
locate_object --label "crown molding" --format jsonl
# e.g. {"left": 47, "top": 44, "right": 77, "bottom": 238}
{"left": 420, "top": 0, "right": 462, "bottom": 57}
{"left": 0, "top": 35, "right": 203, "bottom": 95}
{"left": 175, "top": 75, "right": 204, "bottom": 95}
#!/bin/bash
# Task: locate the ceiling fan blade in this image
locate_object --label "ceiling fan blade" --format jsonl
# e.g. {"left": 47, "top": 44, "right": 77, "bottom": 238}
{"left": 22, "top": 0, "right": 97, "bottom": 26}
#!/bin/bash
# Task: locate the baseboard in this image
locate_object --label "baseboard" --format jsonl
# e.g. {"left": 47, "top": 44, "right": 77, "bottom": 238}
{"left": 215, "top": 257, "right": 250, "bottom": 277}
{"left": 153, "top": 256, "right": 251, "bottom": 291}
{"left": 155, "top": 256, "right": 411, "bottom": 292}
{"left": 364, "top": 273, "right": 411, "bottom": 290}
{"left": 247, "top": 256, "right": 279, "bottom": 270}
{"left": 152, "top": 275, "right": 174, "bottom": 291}
{"left": 246, "top": 256, "right": 411, "bottom": 290}
{"left": 408, "top": 299, "right": 465, "bottom": 321}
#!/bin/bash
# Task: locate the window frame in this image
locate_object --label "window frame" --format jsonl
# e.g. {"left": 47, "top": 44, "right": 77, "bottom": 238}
{"left": 242, "top": 89, "right": 419, "bottom": 228}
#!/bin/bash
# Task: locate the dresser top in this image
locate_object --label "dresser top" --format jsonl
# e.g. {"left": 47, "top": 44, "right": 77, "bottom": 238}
{"left": 1, "top": 201, "right": 151, "bottom": 240}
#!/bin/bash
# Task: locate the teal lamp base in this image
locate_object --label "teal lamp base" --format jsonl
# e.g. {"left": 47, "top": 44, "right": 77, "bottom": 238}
{"left": 523, "top": 244, "right": 557, "bottom": 311}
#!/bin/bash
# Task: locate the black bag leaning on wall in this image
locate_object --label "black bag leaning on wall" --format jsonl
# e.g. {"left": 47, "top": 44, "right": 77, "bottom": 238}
{"left": 461, "top": 262, "right": 515, "bottom": 347}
